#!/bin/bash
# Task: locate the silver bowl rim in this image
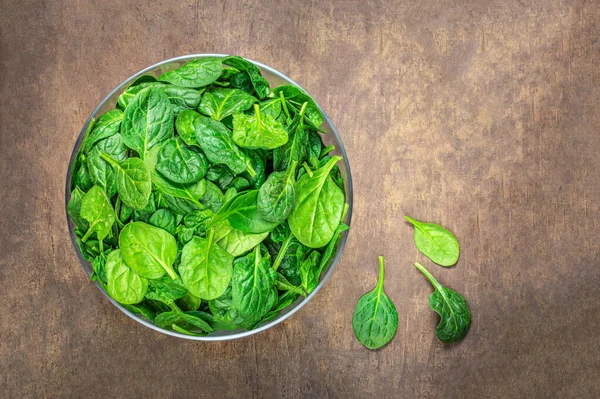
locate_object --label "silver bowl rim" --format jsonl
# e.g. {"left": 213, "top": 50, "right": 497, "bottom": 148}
{"left": 65, "top": 54, "right": 354, "bottom": 341}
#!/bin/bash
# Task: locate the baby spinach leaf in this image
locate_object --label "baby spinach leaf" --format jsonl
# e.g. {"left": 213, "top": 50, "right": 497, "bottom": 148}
{"left": 205, "top": 164, "right": 236, "bottom": 190}
{"left": 175, "top": 109, "right": 202, "bottom": 146}
{"left": 156, "top": 138, "right": 208, "bottom": 184}
{"left": 123, "top": 303, "right": 155, "bottom": 322}
{"left": 198, "top": 88, "right": 257, "bottom": 121}
{"left": 176, "top": 291, "right": 201, "bottom": 312}
{"left": 67, "top": 186, "right": 89, "bottom": 231}
{"left": 193, "top": 114, "right": 256, "bottom": 176}
{"left": 257, "top": 98, "right": 282, "bottom": 120}
{"left": 352, "top": 256, "right": 398, "bottom": 350}
{"left": 222, "top": 56, "right": 271, "bottom": 99}
{"left": 90, "top": 249, "right": 109, "bottom": 286}
{"left": 227, "top": 177, "right": 250, "bottom": 192}
{"left": 257, "top": 160, "right": 297, "bottom": 223}
{"left": 232, "top": 246, "right": 276, "bottom": 319}
{"left": 198, "top": 180, "right": 224, "bottom": 213}
{"left": 241, "top": 150, "right": 265, "bottom": 189}
{"left": 132, "top": 192, "right": 156, "bottom": 223}
{"left": 145, "top": 277, "right": 188, "bottom": 304}
{"left": 275, "top": 272, "right": 304, "bottom": 297}
{"left": 273, "top": 104, "right": 308, "bottom": 171}
{"left": 213, "top": 219, "right": 268, "bottom": 257}
{"left": 87, "top": 134, "right": 127, "bottom": 199}
{"left": 163, "top": 85, "right": 203, "bottom": 115}
{"left": 105, "top": 249, "right": 148, "bottom": 305}
{"left": 210, "top": 190, "right": 279, "bottom": 234}
{"left": 155, "top": 306, "right": 215, "bottom": 333}
{"left": 288, "top": 156, "right": 345, "bottom": 248}
{"left": 414, "top": 262, "right": 471, "bottom": 343}
{"left": 83, "top": 109, "right": 124, "bottom": 153}
{"left": 148, "top": 209, "right": 177, "bottom": 235}
{"left": 299, "top": 250, "right": 322, "bottom": 294}
{"left": 101, "top": 154, "right": 151, "bottom": 210}
{"left": 272, "top": 85, "right": 323, "bottom": 128}
{"left": 179, "top": 230, "right": 234, "bottom": 300}
{"left": 80, "top": 185, "right": 116, "bottom": 242}
{"left": 307, "top": 130, "right": 323, "bottom": 168}
{"left": 208, "top": 285, "right": 257, "bottom": 328}
{"left": 405, "top": 216, "right": 460, "bottom": 267}
{"left": 317, "top": 222, "right": 349, "bottom": 275}
{"left": 117, "top": 81, "right": 164, "bottom": 109}
{"left": 73, "top": 162, "right": 93, "bottom": 192}
{"left": 158, "top": 58, "right": 222, "bottom": 88}
{"left": 232, "top": 104, "right": 288, "bottom": 149}
{"left": 121, "top": 87, "right": 174, "bottom": 159}
{"left": 151, "top": 171, "right": 205, "bottom": 209}
{"left": 119, "top": 221, "right": 178, "bottom": 280}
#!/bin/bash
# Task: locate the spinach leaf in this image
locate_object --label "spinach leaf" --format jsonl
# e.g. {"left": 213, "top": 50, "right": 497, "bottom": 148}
{"left": 273, "top": 104, "right": 308, "bottom": 171}
{"left": 288, "top": 156, "right": 345, "bottom": 248}
{"left": 232, "top": 245, "right": 276, "bottom": 319}
{"left": 123, "top": 303, "right": 155, "bottom": 322}
{"left": 121, "top": 87, "right": 174, "bottom": 159}
{"left": 270, "top": 230, "right": 306, "bottom": 286}
{"left": 154, "top": 306, "right": 215, "bottom": 333}
{"left": 67, "top": 186, "right": 89, "bottom": 231}
{"left": 158, "top": 58, "right": 222, "bottom": 88}
{"left": 198, "top": 180, "right": 224, "bottom": 213}
{"left": 193, "top": 114, "right": 256, "bottom": 176}
{"left": 213, "top": 219, "right": 268, "bottom": 257}
{"left": 145, "top": 277, "right": 188, "bottom": 304}
{"left": 87, "top": 134, "right": 127, "bottom": 199}
{"left": 156, "top": 138, "right": 208, "bottom": 184}
{"left": 257, "top": 98, "right": 282, "bottom": 120}
{"left": 222, "top": 56, "right": 271, "bottom": 99}
{"left": 405, "top": 216, "right": 460, "bottom": 267}
{"left": 179, "top": 230, "right": 234, "bottom": 300}
{"left": 227, "top": 177, "right": 250, "bottom": 192}
{"left": 163, "top": 85, "right": 203, "bottom": 115}
{"left": 80, "top": 185, "right": 116, "bottom": 242}
{"left": 205, "top": 164, "right": 236, "bottom": 190}
{"left": 241, "top": 150, "right": 265, "bottom": 189}
{"left": 352, "top": 256, "right": 398, "bottom": 350}
{"left": 198, "top": 88, "right": 257, "bottom": 121}
{"left": 317, "top": 222, "right": 349, "bottom": 275}
{"left": 232, "top": 104, "right": 288, "bottom": 149}
{"left": 275, "top": 272, "right": 304, "bottom": 297}
{"left": 299, "top": 250, "right": 321, "bottom": 294}
{"left": 272, "top": 85, "right": 323, "bottom": 128}
{"left": 90, "top": 249, "right": 109, "bottom": 285}
{"left": 148, "top": 209, "right": 177, "bottom": 235}
{"left": 83, "top": 109, "right": 124, "bottom": 153}
{"left": 176, "top": 292, "right": 201, "bottom": 312}
{"left": 119, "top": 221, "right": 178, "bottom": 280}
{"left": 151, "top": 170, "right": 205, "bottom": 209}
{"left": 257, "top": 160, "right": 297, "bottom": 223}
{"left": 210, "top": 190, "right": 279, "bottom": 234}
{"left": 414, "top": 262, "right": 471, "bottom": 343}
{"left": 307, "top": 130, "right": 323, "bottom": 168}
{"left": 132, "top": 192, "right": 156, "bottom": 223}
{"left": 208, "top": 285, "right": 256, "bottom": 328}
{"left": 101, "top": 154, "right": 151, "bottom": 210}
{"left": 117, "top": 81, "right": 164, "bottom": 109}
{"left": 175, "top": 109, "right": 202, "bottom": 146}
{"left": 105, "top": 249, "right": 148, "bottom": 305}
{"left": 73, "top": 162, "right": 93, "bottom": 192}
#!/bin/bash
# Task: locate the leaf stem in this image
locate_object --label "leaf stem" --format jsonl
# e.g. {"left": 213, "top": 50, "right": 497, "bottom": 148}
{"left": 414, "top": 262, "right": 442, "bottom": 292}
{"left": 302, "top": 162, "right": 313, "bottom": 177}
{"left": 341, "top": 203, "right": 349, "bottom": 222}
{"left": 404, "top": 215, "right": 419, "bottom": 226}
{"left": 253, "top": 104, "right": 261, "bottom": 125}
{"left": 319, "top": 145, "right": 335, "bottom": 159}
{"left": 280, "top": 92, "right": 291, "bottom": 120}
{"left": 377, "top": 256, "right": 385, "bottom": 290}
{"left": 298, "top": 102, "right": 308, "bottom": 117}
{"left": 81, "top": 226, "right": 94, "bottom": 242}
{"left": 272, "top": 232, "right": 293, "bottom": 271}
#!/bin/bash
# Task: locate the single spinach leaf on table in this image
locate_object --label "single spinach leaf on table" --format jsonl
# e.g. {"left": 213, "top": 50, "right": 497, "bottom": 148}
{"left": 405, "top": 216, "right": 459, "bottom": 267}
{"left": 83, "top": 109, "right": 124, "bottom": 154}
{"left": 414, "top": 262, "right": 471, "bottom": 343}
{"left": 222, "top": 56, "right": 271, "bottom": 99}
{"left": 156, "top": 138, "right": 208, "bottom": 184}
{"left": 352, "top": 256, "right": 398, "bottom": 350}
{"left": 193, "top": 114, "right": 256, "bottom": 176}
{"left": 179, "top": 230, "right": 234, "bottom": 300}
{"left": 80, "top": 185, "right": 116, "bottom": 242}
{"left": 158, "top": 57, "right": 222, "bottom": 88}
{"left": 257, "top": 160, "right": 297, "bottom": 224}
{"left": 288, "top": 156, "right": 345, "bottom": 248}
{"left": 121, "top": 87, "right": 174, "bottom": 159}
{"left": 232, "top": 245, "right": 277, "bottom": 319}
{"left": 198, "top": 88, "right": 257, "bottom": 121}
{"left": 105, "top": 249, "right": 148, "bottom": 305}
{"left": 119, "top": 221, "right": 178, "bottom": 280}
{"left": 101, "top": 154, "right": 151, "bottom": 210}
{"left": 232, "top": 104, "right": 288, "bottom": 149}
{"left": 148, "top": 208, "right": 177, "bottom": 235}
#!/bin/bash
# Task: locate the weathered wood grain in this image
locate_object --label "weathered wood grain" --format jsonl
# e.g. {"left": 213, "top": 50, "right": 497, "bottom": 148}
{"left": 1, "top": 0, "right": 599, "bottom": 397}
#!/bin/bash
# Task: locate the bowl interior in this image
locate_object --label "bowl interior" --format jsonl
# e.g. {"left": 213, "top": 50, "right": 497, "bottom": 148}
{"left": 66, "top": 54, "right": 353, "bottom": 340}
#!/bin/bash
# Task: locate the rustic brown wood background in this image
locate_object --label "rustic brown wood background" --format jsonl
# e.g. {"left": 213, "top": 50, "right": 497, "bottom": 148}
{"left": 2, "top": 0, "right": 599, "bottom": 397}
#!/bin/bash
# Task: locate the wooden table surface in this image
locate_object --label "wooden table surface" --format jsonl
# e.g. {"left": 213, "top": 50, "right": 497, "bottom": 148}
{"left": 2, "top": 0, "right": 599, "bottom": 397}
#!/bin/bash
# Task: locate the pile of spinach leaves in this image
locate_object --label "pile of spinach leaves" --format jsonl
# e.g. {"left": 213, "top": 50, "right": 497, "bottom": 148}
{"left": 68, "top": 56, "right": 349, "bottom": 336}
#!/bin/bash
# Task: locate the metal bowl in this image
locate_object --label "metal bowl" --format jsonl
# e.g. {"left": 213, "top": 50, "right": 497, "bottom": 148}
{"left": 65, "top": 54, "right": 353, "bottom": 340}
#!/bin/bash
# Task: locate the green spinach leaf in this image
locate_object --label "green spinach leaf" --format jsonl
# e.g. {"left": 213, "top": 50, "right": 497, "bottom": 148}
{"left": 148, "top": 209, "right": 177, "bottom": 235}
{"left": 80, "top": 185, "right": 116, "bottom": 242}
{"left": 105, "top": 249, "right": 148, "bottom": 305}
{"left": 232, "top": 104, "right": 288, "bottom": 149}
{"left": 198, "top": 88, "right": 257, "bottom": 121}
{"left": 222, "top": 56, "right": 270, "bottom": 99}
{"left": 156, "top": 138, "right": 208, "bottom": 184}
{"left": 232, "top": 245, "right": 276, "bottom": 319}
{"left": 257, "top": 160, "right": 297, "bottom": 223}
{"left": 101, "top": 154, "right": 151, "bottom": 210}
{"left": 158, "top": 57, "right": 222, "bottom": 88}
{"left": 405, "top": 216, "right": 460, "bottom": 267}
